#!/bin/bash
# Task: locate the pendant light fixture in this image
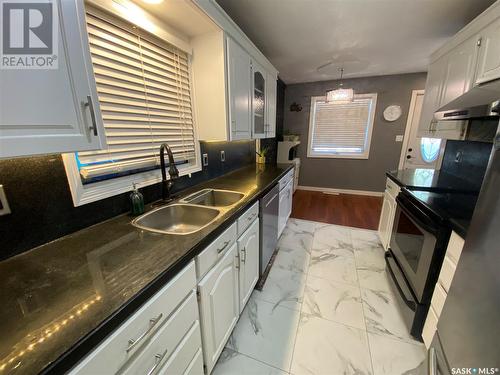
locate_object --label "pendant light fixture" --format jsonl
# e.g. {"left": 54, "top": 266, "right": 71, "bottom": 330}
{"left": 326, "top": 68, "right": 354, "bottom": 104}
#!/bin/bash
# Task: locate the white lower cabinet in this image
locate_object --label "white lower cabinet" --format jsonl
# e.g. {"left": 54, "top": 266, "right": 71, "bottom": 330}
{"left": 71, "top": 206, "right": 261, "bottom": 375}
{"left": 378, "top": 178, "right": 400, "bottom": 250}
{"left": 422, "top": 231, "right": 465, "bottom": 348}
{"left": 238, "top": 219, "right": 260, "bottom": 311}
{"left": 121, "top": 292, "right": 200, "bottom": 375}
{"left": 198, "top": 243, "right": 240, "bottom": 374}
{"left": 70, "top": 262, "right": 200, "bottom": 375}
{"left": 157, "top": 322, "right": 204, "bottom": 375}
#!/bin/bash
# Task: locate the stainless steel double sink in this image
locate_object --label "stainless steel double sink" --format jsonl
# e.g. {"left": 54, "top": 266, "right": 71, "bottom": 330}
{"left": 132, "top": 189, "right": 245, "bottom": 235}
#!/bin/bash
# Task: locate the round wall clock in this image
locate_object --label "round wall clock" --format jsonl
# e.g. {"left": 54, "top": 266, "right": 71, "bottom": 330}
{"left": 383, "top": 105, "right": 402, "bottom": 122}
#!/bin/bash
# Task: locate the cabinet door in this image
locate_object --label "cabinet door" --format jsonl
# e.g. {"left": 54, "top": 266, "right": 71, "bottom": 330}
{"left": 475, "top": 19, "right": 500, "bottom": 85}
{"left": 198, "top": 243, "right": 239, "bottom": 374}
{"left": 418, "top": 56, "right": 446, "bottom": 136}
{"left": 251, "top": 61, "right": 266, "bottom": 139}
{"left": 0, "top": 0, "right": 105, "bottom": 158}
{"left": 238, "top": 219, "right": 260, "bottom": 311}
{"left": 378, "top": 193, "right": 392, "bottom": 250}
{"left": 440, "top": 37, "right": 478, "bottom": 106}
{"left": 265, "top": 71, "right": 277, "bottom": 138}
{"left": 226, "top": 37, "right": 251, "bottom": 140}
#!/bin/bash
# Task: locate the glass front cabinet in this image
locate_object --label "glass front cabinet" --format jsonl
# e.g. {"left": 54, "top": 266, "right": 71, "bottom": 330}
{"left": 251, "top": 61, "right": 267, "bottom": 138}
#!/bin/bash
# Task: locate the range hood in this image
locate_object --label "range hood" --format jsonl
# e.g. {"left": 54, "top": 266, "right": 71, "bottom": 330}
{"left": 434, "top": 79, "right": 500, "bottom": 121}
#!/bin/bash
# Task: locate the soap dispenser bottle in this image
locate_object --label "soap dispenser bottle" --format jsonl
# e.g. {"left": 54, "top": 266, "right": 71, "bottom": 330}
{"left": 130, "top": 183, "right": 145, "bottom": 216}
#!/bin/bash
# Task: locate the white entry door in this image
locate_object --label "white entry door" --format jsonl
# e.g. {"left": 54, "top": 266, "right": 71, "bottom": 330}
{"left": 400, "top": 90, "right": 445, "bottom": 169}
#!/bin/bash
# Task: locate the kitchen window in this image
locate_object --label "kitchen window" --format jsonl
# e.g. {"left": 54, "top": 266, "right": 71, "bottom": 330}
{"left": 307, "top": 94, "right": 377, "bottom": 159}
{"left": 63, "top": 5, "right": 200, "bottom": 206}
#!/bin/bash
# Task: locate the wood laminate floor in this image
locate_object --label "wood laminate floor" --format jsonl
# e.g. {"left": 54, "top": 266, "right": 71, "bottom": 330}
{"left": 290, "top": 189, "right": 383, "bottom": 230}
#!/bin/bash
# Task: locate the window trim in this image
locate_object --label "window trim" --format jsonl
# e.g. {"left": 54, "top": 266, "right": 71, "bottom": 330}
{"left": 63, "top": 4, "right": 202, "bottom": 207}
{"left": 306, "top": 93, "right": 378, "bottom": 160}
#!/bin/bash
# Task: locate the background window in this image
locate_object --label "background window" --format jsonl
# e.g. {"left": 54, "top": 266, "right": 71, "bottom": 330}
{"left": 420, "top": 137, "right": 442, "bottom": 163}
{"left": 63, "top": 6, "right": 200, "bottom": 206}
{"left": 307, "top": 94, "right": 377, "bottom": 159}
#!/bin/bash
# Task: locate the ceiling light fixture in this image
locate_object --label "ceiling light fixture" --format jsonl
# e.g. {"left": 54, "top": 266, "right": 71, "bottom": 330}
{"left": 141, "top": 0, "right": 164, "bottom": 4}
{"left": 325, "top": 68, "right": 354, "bottom": 104}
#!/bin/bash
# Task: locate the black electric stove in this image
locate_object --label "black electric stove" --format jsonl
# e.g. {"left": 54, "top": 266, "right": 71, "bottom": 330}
{"left": 386, "top": 188, "right": 478, "bottom": 340}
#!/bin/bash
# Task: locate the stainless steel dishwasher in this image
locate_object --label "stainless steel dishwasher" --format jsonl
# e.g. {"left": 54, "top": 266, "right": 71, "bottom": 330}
{"left": 259, "top": 184, "right": 279, "bottom": 277}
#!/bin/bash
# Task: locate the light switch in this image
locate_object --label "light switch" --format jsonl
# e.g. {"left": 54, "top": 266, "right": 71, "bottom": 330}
{"left": 395, "top": 135, "right": 404, "bottom": 142}
{"left": 202, "top": 153, "right": 208, "bottom": 167}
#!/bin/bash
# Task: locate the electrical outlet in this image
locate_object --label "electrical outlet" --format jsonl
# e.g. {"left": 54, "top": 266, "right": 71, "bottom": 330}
{"left": 202, "top": 153, "right": 209, "bottom": 167}
{"left": 0, "top": 185, "right": 11, "bottom": 216}
{"left": 220, "top": 150, "right": 225, "bottom": 162}
{"left": 395, "top": 135, "right": 404, "bottom": 142}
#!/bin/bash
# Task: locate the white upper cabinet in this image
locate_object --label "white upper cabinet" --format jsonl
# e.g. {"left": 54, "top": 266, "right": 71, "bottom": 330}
{"left": 440, "top": 37, "right": 478, "bottom": 105}
{"left": 226, "top": 36, "right": 252, "bottom": 140}
{"left": 418, "top": 56, "right": 447, "bottom": 137}
{"left": 0, "top": 0, "right": 105, "bottom": 159}
{"left": 266, "top": 71, "right": 277, "bottom": 138}
{"left": 475, "top": 18, "right": 500, "bottom": 84}
{"left": 418, "top": 2, "right": 500, "bottom": 140}
{"left": 418, "top": 36, "right": 477, "bottom": 139}
{"left": 251, "top": 60, "right": 267, "bottom": 139}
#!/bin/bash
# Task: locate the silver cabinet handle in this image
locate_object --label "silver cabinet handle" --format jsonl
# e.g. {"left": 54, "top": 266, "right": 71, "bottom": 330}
{"left": 217, "top": 240, "right": 230, "bottom": 254}
{"left": 247, "top": 213, "right": 256, "bottom": 221}
{"left": 241, "top": 247, "right": 246, "bottom": 263}
{"left": 428, "top": 347, "right": 437, "bottom": 375}
{"left": 85, "top": 95, "right": 98, "bottom": 136}
{"left": 146, "top": 348, "right": 169, "bottom": 375}
{"left": 126, "top": 313, "right": 163, "bottom": 353}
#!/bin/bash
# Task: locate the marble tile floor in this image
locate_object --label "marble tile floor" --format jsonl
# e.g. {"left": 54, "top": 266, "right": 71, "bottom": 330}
{"left": 213, "top": 218, "right": 426, "bottom": 375}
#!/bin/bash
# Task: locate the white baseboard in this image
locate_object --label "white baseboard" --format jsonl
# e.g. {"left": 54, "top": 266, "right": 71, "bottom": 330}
{"left": 297, "top": 185, "right": 384, "bottom": 197}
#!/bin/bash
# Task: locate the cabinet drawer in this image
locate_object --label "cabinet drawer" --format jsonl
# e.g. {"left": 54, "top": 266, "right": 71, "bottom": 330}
{"left": 157, "top": 321, "right": 202, "bottom": 375}
{"left": 446, "top": 231, "right": 465, "bottom": 264}
{"left": 185, "top": 348, "right": 204, "bottom": 375}
{"left": 123, "top": 291, "right": 199, "bottom": 375}
{"left": 438, "top": 255, "right": 457, "bottom": 293}
{"left": 422, "top": 306, "right": 438, "bottom": 349}
{"left": 237, "top": 201, "right": 259, "bottom": 236}
{"left": 71, "top": 262, "right": 196, "bottom": 375}
{"left": 385, "top": 177, "right": 400, "bottom": 199}
{"left": 196, "top": 222, "right": 237, "bottom": 280}
{"left": 431, "top": 282, "right": 447, "bottom": 317}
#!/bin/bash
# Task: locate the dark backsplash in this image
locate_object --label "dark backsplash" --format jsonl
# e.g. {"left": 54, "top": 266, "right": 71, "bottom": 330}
{"left": 442, "top": 140, "right": 493, "bottom": 191}
{"left": 0, "top": 140, "right": 255, "bottom": 261}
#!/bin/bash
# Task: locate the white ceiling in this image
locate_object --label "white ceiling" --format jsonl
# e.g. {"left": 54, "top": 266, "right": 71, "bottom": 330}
{"left": 216, "top": 0, "right": 496, "bottom": 83}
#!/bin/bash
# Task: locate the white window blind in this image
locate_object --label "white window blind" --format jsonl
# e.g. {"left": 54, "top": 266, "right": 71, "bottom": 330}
{"left": 77, "top": 7, "right": 196, "bottom": 183}
{"left": 307, "top": 94, "right": 377, "bottom": 159}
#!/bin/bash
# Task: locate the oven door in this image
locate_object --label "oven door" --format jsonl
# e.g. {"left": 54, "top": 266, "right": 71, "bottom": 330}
{"left": 390, "top": 196, "right": 439, "bottom": 302}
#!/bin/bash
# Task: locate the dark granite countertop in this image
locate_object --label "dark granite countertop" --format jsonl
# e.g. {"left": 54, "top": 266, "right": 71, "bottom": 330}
{"left": 386, "top": 169, "right": 481, "bottom": 193}
{"left": 0, "top": 163, "right": 293, "bottom": 375}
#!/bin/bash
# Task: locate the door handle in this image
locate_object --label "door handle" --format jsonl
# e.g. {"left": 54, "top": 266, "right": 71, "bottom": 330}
{"left": 241, "top": 247, "right": 246, "bottom": 263}
{"left": 146, "top": 348, "right": 169, "bottom": 375}
{"left": 217, "top": 240, "right": 230, "bottom": 254}
{"left": 85, "top": 95, "right": 98, "bottom": 136}
{"left": 126, "top": 313, "right": 163, "bottom": 353}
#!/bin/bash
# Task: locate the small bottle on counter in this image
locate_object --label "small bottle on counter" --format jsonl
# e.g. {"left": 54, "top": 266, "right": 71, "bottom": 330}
{"left": 130, "top": 183, "right": 145, "bottom": 216}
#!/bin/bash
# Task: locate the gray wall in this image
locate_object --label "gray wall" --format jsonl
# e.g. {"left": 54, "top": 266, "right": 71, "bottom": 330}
{"left": 284, "top": 72, "right": 427, "bottom": 192}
